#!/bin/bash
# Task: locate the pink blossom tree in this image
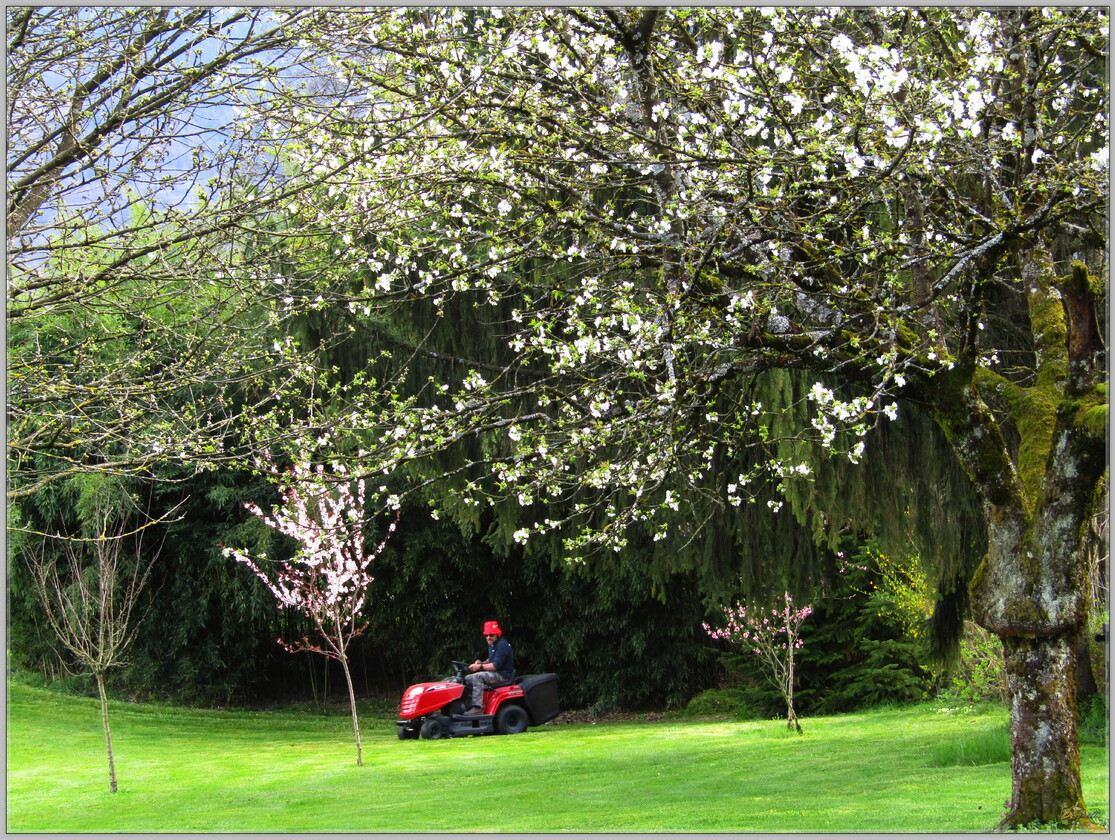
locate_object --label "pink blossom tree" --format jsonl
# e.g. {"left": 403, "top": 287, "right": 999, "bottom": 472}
{"left": 223, "top": 459, "right": 398, "bottom": 766}
{"left": 704, "top": 593, "right": 813, "bottom": 733}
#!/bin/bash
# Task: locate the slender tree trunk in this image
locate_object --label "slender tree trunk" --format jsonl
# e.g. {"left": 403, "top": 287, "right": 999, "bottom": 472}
{"left": 784, "top": 646, "right": 802, "bottom": 734}
{"left": 785, "top": 699, "right": 801, "bottom": 733}
{"left": 95, "top": 672, "right": 119, "bottom": 793}
{"left": 338, "top": 655, "right": 364, "bottom": 767}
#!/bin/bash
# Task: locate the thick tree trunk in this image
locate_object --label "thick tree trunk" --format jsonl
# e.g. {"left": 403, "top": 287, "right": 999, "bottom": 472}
{"left": 969, "top": 505, "right": 1093, "bottom": 828}
{"left": 930, "top": 357, "right": 1105, "bottom": 829}
{"left": 965, "top": 412, "right": 1105, "bottom": 829}
{"left": 999, "top": 631, "right": 1090, "bottom": 829}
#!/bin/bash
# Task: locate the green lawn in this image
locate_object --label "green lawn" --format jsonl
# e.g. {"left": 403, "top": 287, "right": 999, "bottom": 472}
{"left": 6, "top": 681, "right": 1108, "bottom": 833}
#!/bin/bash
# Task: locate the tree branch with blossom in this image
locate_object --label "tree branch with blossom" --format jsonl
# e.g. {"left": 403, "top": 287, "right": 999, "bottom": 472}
{"left": 223, "top": 457, "right": 399, "bottom": 766}
{"left": 705, "top": 593, "right": 813, "bottom": 733}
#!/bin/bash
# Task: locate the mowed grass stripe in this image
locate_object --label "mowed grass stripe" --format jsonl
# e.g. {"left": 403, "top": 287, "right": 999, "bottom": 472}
{"left": 6, "top": 682, "right": 1107, "bottom": 833}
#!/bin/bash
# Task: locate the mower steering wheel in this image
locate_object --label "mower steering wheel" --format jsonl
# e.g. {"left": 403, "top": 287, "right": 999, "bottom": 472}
{"left": 451, "top": 660, "right": 471, "bottom": 675}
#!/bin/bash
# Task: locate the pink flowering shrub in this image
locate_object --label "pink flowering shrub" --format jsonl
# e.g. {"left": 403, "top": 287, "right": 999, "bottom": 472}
{"left": 704, "top": 593, "right": 813, "bottom": 732}
{"left": 223, "top": 457, "right": 398, "bottom": 766}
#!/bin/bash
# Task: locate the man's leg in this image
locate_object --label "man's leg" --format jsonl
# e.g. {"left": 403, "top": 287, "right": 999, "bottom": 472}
{"left": 464, "top": 671, "right": 500, "bottom": 709}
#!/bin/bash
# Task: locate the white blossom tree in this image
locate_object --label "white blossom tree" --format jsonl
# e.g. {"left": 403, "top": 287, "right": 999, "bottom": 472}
{"left": 256, "top": 8, "right": 1105, "bottom": 827}
{"left": 223, "top": 458, "right": 398, "bottom": 767}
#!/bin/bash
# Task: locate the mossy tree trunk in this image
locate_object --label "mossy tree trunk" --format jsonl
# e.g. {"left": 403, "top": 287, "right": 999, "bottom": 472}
{"left": 969, "top": 414, "right": 1105, "bottom": 829}
{"left": 927, "top": 251, "right": 1106, "bottom": 829}
{"left": 1000, "top": 632, "right": 1086, "bottom": 827}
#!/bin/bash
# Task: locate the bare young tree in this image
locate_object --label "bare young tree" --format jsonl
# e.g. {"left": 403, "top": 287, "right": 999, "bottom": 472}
{"left": 6, "top": 7, "right": 397, "bottom": 500}
{"left": 24, "top": 501, "right": 166, "bottom": 793}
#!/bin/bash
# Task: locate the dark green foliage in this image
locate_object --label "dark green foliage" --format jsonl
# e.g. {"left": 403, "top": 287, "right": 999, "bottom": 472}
{"left": 10, "top": 477, "right": 719, "bottom": 712}
{"left": 237, "top": 210, "right": 987, "bottom": 712}
{"left": 796, "top": 558, "right": 937, "bottom": 714}
{"left": 704, "top": 543, "right": 937, "bottom": 719}
{"left": 512, "top": 554, "right": 719, "bottom": 712}
{"left": 102, "top": 469, "right": 299, "bottom": 706}
{"left": 10, "top": 465, "right": 301, "bottom": 706}
{"left": 12, "top": 467, "right": 943, "bottom": 718}
{"left": 6, "top": 242, "right": 971, "bottom": 717}
{"left": 770, "top": 375, "right": 986, "bottom": 663}
{"left": 361, "top": 505, "right": 719, "bottom": 712}
{"left": 810, "top": 639, "right": 935, "bottom": 712}
{"left": 679, "top": 688, "right": 760, "bottom": 720}
{"left": 1078, "top": 693, "right": 1108, "bottom": 747}
{"left": 6, "top": 527, "right": 62, "bottom": 679}
{"left": 7, "top": 474, "right": 146, "bottom": 683}
{"left": 940, "top": 622, "right": 1010, "bottom": 704}
{"left": 927, "top": 574, "right": 971, "bottom": 667}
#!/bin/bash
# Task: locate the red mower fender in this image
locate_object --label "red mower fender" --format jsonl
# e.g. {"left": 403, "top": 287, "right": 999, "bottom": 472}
{"left": 483, "top": 684, "right": 524, "bottom": 714}
{"left": 399, "top": 680, "right": 465, "bottom": 720}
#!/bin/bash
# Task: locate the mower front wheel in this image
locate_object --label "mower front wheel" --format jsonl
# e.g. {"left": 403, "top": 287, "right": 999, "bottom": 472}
{"left": 420, "top": 717, "right": 448, "bottom": 740}
{"left": 397, "top": 725, "right": 419, "bottom": 740}
{"left": 495, "top": 704, "right": 529, "bottom": 735}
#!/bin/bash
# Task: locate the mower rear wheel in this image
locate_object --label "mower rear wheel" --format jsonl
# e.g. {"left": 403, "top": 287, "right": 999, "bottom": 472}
{"left": 495, "top": 703, "right": 529, "bottom": 735}
{"left": 420, "top": 717, "right": 447, "bottom": 740}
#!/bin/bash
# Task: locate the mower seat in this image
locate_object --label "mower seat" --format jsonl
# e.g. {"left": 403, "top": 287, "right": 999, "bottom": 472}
{"left": 484, "top": 670, "right": 517, "bottom": 689}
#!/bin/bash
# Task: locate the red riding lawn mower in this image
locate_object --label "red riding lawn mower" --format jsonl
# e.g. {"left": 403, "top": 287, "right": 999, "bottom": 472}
{"left": 396, "top": 661, "right": 559, "bottom": 740}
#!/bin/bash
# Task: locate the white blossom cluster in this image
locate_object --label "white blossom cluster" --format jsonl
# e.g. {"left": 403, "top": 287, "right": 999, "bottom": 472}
{"left": 261, "top": 7, "right": 1106, "bottom": 556}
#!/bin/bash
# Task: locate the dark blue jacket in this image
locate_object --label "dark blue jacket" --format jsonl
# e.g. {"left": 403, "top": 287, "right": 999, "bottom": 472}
{"left": 486, "top": 637, "right": 515, "bottom": 679}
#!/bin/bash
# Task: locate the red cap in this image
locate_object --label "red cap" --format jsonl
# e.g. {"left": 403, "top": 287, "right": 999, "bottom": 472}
{"left": 483, "top": 620, "right": 502, "bottom": 636}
